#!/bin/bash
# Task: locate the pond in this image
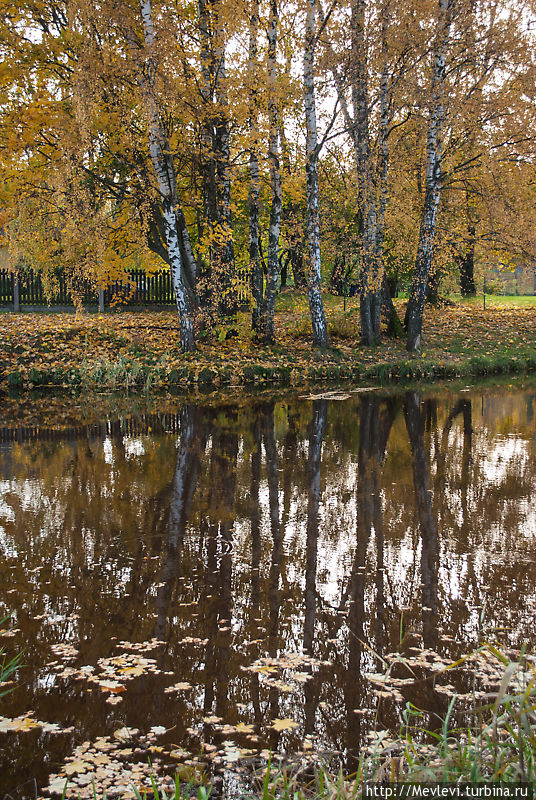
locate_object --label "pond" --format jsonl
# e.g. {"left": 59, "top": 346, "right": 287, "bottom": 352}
{"left": 1, "top": 382, "right": 536, "bottom": 797}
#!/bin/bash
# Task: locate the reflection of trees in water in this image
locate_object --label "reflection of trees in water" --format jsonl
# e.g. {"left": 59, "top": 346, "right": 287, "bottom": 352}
{"left": 303, "top": 400, "right": 327, "bottom": 735}
{"left": 262, "top": 403, "right": 284, "bottom": 748}
{"left": 204, "top": 413, "right": 239, "bottom": 721}
{"left": 2, "top": 389, "right": 536, "bottom": 783}
{"left": 344, "top": 396, "right": 396, "bottom": 770}
{"left": 404, "top": 392, "right": 439, "bottom": 650}
{"left": 153, "top": 407, "right": 207, "bottom": 642}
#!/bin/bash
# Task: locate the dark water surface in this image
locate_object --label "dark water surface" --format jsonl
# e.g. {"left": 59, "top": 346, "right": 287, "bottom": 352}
{"left": 1, "top": 384, "right": 536, "bottom": 793}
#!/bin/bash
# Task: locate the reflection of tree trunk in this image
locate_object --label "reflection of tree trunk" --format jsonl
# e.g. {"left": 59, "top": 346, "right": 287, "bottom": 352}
{"left": 281, "top": 408, "right": 299, "bottom": 543}
{"left": 439, "top": 398, "right": 471, "bottom": 472}
{"left": 304, "top": 400, "right": 327, "bottom": 654}
{"left": 345, "top": 396, "right": 374, "bottom": 769}
{"left": 460, "top": 399, "right": 473, "bottom": 493}
{"left": 304, "top": 400, "right": 327, "bottom": 735}
{"left": 249, "top": 415, "right": 262, "bottom": 724}
{"left": 199, "top": 415, "right": 238, "bottom": 723}
{"left": 345, "top": 397, "right": 397, "bottom": 768}
{"left": 215, "top": 422, "right": 238, "bottom": 718}
{"left": 202, "top": 514, "right": 218, "bottom": 717}
{"left": 262, "top": 404, "right": 282, "bottom": 745}
{"left": 372, "top": 398, "right": 397, "bottom": 658}
{"left": 153, "top": 407, "right": 205, "bottom": 641}
{"left": 404, "top": 392, "right": 439, "bottom": 649}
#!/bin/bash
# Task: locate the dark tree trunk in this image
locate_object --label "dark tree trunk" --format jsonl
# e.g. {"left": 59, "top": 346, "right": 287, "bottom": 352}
{"left": 458, "top": 223, "right": 476, "bottom": 296}
{"left": 381, "top": 273, "right": 404, "bottom": 337}
{"left": 403, "top": 392, "right": 439, "bottom": 649}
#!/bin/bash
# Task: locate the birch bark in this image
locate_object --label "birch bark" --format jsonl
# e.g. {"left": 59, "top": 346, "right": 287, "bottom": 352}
{"left": 304, "top": 0, "right": 329, "bottom": 348}
{"left": 139, "top": 0, "right": 195, "bottom": 351}
{"left": 405, "top": 0, "right": 452, "bottom": 352}
{"left": 248, "top": 0, "right": 262, "bottom": 330}
{"left": 260, "top": 0, "right": 282, "bottom": 344}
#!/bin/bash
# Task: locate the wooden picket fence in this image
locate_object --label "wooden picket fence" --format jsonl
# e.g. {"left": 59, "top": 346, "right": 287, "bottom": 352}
{"left": 0, "top": 267, "right": 250, "bottom": 309}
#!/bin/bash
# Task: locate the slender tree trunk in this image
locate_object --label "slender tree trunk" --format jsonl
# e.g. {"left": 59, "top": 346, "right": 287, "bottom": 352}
{"left": 248, "top": 0, "right": 262, "bottom": 330}
{"left": 459, "top": 218, "right": 476, "bottom": 296}
{"left": 304, "top": 0, "right": 329, "bottom": 348}
{"left": 405, "top": 0, "right": 451, "bottom": 352}
{"left": 304, "top": 399, "right": 327, "bottom": 654}
{"left": 403, "top": 392, "right": 439, "bottom": 648}
{"left": 213, "top": 12, "right": 237, "bottom": 319}
{"left": 197, "top": 0, "right": 236, "bottom": 320}
{"left": 139, "top": 0, "right": 195, "bottom": 351}
{"left": 176, "top": 208, "right": 197, "bottom": 296}
{"left": 260, "top": 0, "right": 282, "bottom": 344}
{"left": 198, "top": 0, "right": 218, "bottom": 270}
{"left": 351, "top": 0, "right": 378, "bottom": 345}
{"left": 375, "top": 0, "right": 403, "bottom": 337}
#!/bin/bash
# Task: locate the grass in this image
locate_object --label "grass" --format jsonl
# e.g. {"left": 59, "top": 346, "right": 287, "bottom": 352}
{"left": 461, "top": 294, "right": 536, "bottom": 307}
{"left": 2, "top": 292, "right": 536, "bottom": 392}
{"left": 0, "top": 614, "right": 22, "bottom": 698}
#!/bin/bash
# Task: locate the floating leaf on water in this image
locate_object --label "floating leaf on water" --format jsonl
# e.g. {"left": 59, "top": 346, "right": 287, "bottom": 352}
{"left": 270, "top": 718, "right": 299, "bottom": 732}
{"left": 63, "top": 759, "right": 91, "bottom": 776}
{"left": 114, "top": 726, "right": 137, "bottom": 740}
{"left": 106, "top": 695, "right": 123, "bottom": 705}
{"left": 164, "top": 681, "right": 192, "bottom": 693}
{"left": 235, "top": 722, "right": 255, "bottom": 734}
{"left": 46, "top": 776, "right": 69, "bottom": 794}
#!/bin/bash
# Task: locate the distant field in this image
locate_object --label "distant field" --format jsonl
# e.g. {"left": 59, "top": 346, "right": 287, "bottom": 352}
{"left": 460, "top": 294, "right": 536, "bottom": 307}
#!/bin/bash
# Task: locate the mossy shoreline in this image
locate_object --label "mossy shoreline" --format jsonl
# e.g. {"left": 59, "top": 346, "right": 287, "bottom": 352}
{"left": 4, "top": 348, "right": 536, "bottom": 393}
{"left": 3, "top": 301, "right": 536, "bottom": 394}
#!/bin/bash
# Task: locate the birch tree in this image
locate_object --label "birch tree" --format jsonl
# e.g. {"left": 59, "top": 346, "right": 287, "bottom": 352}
{"left": 318, "top": 0, "right": 407, "bottom": 344}
{"left": 405, "top": 0, "right": 452, "bottom": 353}
{"left": 260, "top": 0, "right": 283, "bottom": 344}
{"left": 304, "top": 0, "right": 329, "bottom": 347}
{"left": 248, "top": 0, "right": 263, "bottom": 331}
{"left": 139, "top": 0, "right": 195, "bottom": 351}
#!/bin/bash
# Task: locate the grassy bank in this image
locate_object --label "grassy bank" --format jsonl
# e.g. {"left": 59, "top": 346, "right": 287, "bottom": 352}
{"left": 2, "top": 293, "right": 536, "bottom": 393}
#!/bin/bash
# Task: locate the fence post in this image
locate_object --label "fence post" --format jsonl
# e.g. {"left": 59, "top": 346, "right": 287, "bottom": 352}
{"left": 13, "top": 274, "right": 20, "bottom": 313}
{"left": 98, "top": 286, "right": 105, "bottom": 313}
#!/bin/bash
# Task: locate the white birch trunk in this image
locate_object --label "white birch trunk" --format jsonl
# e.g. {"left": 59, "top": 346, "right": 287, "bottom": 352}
{"left": 304, "top": 0, "right": 329, "bottom": 348}
{"left": 140, "top": 0, "right": 195, "bottom": 351}
{"left": 176, "top": 208, "right": 197, "bottom": 295}
{"left": 248, "top": 0, "right": 262, "bottom": 329}
{"left": 406, "top": 0, "right": 451, "bottom": 352}
{"left": 261, "top": 0, "right": 282, "bottom": 344}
